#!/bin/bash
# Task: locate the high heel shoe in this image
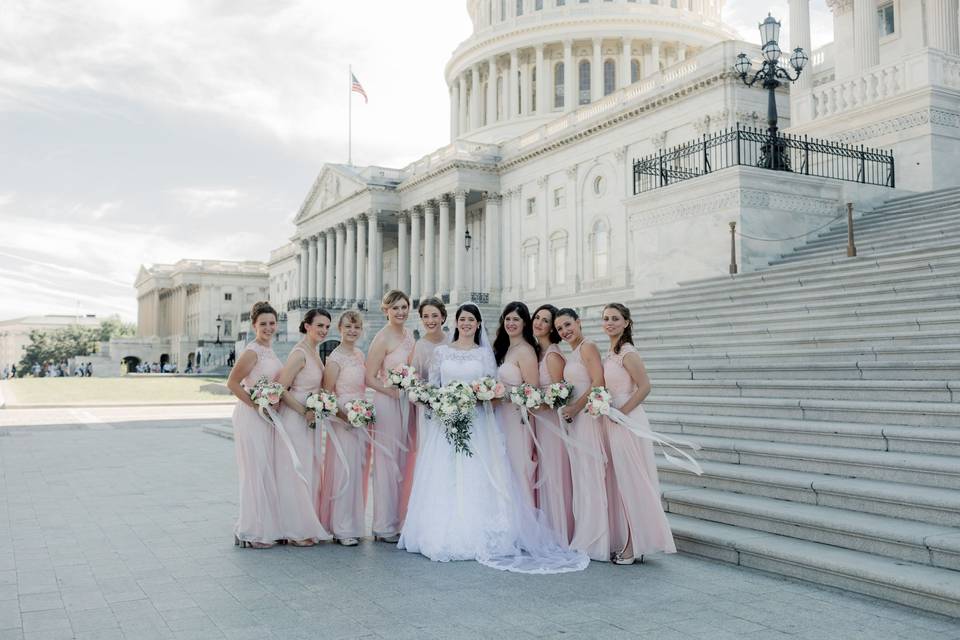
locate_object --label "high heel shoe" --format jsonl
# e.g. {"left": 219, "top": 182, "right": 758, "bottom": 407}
{"left": 336, "top": 537, "right": 359, "bottom": 547}
{"left": 234, "top": 535, "right": 250, "bottom": 549}
{"left": 374, "top": 533, "right": 400, "bottom": 543}
{"left": 290, "top": 539, "right": 316, "bottom": 547}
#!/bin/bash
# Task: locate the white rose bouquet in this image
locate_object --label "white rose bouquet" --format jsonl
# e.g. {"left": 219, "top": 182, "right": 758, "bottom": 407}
{"left": 408, "top": 379, "right": 438, "bottom": 406}
{"left": 585, "top": 386, "right": 612, "bottom": 417}
{"left": 343, "top": 399, "right": 376, "bottom": 428}
{"left": 543, "top": 382, "right": 575, "bottom": 409}
{"left": 431, "top": 381, "right": 477, "bottom": 456}
{"left": 509, "top": 383, "right": 544, "bottom": 411}
{"left": 387, "top": 364, "right": 418, "bottom": 390}
{"left": 250, "top": 376, "right": 283, "bottom": 409}
{"left": 303, "top": 389, "right": 338, "bottom": 429}
{"left": 470, "top": 376, "right": 506, "bottom": 402}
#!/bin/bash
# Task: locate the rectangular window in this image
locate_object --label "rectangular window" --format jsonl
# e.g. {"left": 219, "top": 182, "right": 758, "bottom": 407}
{"left": 877, "top": 3, "right": 895, "bottom": 37}
{"left": 535, "top": 0, "right": 543, "bottom": 8}
{"left": 526, "top": 197, "right": 537, "bottom": 216}
{"left": 224, "top": 319, "right": 233, "bottom": 336}
{"left": 526, "top": 253, "right": 537, "bottom": 289}
{"left": 553, "top": 246, "right": 566, "bottom": 285}
{"left": 556, "top": 0, "right": 565, "bottom": 5}
{"left": 553, "top": 187, "right": 565, "bottom": 208}
{"left": 516, "top": 0, "right": 523, "bottom": 15}
{"left": 224, "top": 293, "right": 232, "bottom": 301}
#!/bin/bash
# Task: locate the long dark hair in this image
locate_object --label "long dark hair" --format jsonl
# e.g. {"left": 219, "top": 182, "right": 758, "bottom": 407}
{"left": 532, "top": 303, "right": 562, "bottom": 346}
{"left": 493, "top": 301, "right": 540, "bottom": 365}
{"left": 453, "top": 304, "right": 483, "bottom": 345}
{"left": 603, "top": 302, "right": 634, "bottom": 354}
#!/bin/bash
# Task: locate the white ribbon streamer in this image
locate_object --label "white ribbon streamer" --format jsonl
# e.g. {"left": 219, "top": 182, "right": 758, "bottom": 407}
{"left": 321, "top": 416, "right": 352, "bottom": 500}
{"left": 606, "top": 407, "right": 703, "bottom": 475}
{"left": 259, "top": 403, "right": 310, "bottom": 487}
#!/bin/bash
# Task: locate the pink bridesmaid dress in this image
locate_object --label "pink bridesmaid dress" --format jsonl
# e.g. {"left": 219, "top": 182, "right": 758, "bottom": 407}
{"left": 532, "top": 344, "right": 574, "bottom": 544}
{"left": 496, "top": 359, "right": 536, "bottom": 508}
{"left": 563, "top": 342, "right": 610, "bottom": 561}
{"left": 602, "top": 344, "right": 676, "bottom": 557}
{"left": 371, "top": 330, "right": 415, "bottom": 537}
{"left": 232, "top": 342, "right": 283, "bottom": 545}
{"left": 275, "top": 346, "right": 332, "bottom": 542}
{"left": 318, "top": 348, "right": 368, "bottom": 540}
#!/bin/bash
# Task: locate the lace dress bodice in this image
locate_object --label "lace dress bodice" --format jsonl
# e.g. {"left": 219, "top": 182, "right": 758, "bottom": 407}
{"left": 429, "top": 344, "right": 496, "bottom": 386}
{"left": 242, "top": 342, "right": 282, "bottom": 388}
{"left": 328, "top": 348, "right": 366, "bottom": 402}
{"left": 538, "top": 344, "right": 564, "bottom": 387}
{"left": 411, "top": 335, "right": 447, "bottom": 380}
{"left": 603, "top": 344, "right": 639, "bottom": 406}
{"left": 562, "top": 343, "right": 592, "bottom": 396}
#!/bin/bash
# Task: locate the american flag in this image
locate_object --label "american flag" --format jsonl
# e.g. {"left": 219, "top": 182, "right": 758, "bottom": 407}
{"left": 351, "top": 72, "right": 368, "bottom": 103}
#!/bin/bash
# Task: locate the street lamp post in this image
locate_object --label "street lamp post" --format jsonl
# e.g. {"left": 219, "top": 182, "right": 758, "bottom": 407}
{"left": 734, "top": 14, "right": 808, "bottom": 171}
{"left": 215, "top": 314, "right": 222, "bottom": 345}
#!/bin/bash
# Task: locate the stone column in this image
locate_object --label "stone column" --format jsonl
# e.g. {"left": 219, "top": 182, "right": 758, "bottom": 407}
{"left": 334, "top": 224, "right": 346, "bottom": 303}
{"left": 677, "top": 43, "right": 687, "bottom": 61}
{"left": 458, "top": 75, "right": 468, "bottom": 134}
{"left": 410, "top": 208, "right": 422, "bottom": 301}
{"left": 854, "top": 0, "right": 879, "bottom": 71}
{"left": 344, "top": 219, "right": 356, "bottom": 303}
{"left": 453, "top": 190, "right": 467, "bottom": 301}
{"left": 484, "top": 193, "right": 500, "bottom": 293}
{"left": 398, "top": 212, "right": 410, "bottom": 294}
{"left": 563, "top": 39, "right": 574, "bottom": 111}
{"left": 438, "top": 196, "right": 451, "bottom": 297}
{"left": 508, "top": 50, "right": 519, "bottom": 119}
{"left": 470, "top": 64, "right": 482, "bottom": 129}
{"left": 487, "top": 56, "right": 498, "bottom": 125}
{"left": 299, "top": 240, "right": 309, "bottom": 302}
{"left": 928, "top": 0, "right": 960, "bottom": 55}
{"left": 374, "top": 221, "right": 384, "bottom": 299}
{"left": 650, "top": 41, "right": 660, "bottom": 76}
{"left": 620, "top": 38, "right": 633, "bottom": 88}
{"left": 450, "top": 84, "right": 459, "bottom": 140}
{"left": 520, "top": 53, "right": 531, "bottom": 115}
{"left": 355, "top": 214, "right": 367, "bottom": 302}
{"left": 324, "top": 231, "right": 335, "bottom": 304}
{"left": 789, "top": 0, "right": 813, "bottom": 90}
{"left": 535, "top": 44, "right": 546, "bottom": 114}
{"left": 366, "top": 210, "right": 380, "bottom": 301}
{"left": 423, "top": 202, "right": 436, "bottom": 296}
{"left": 316, "top": 231, "right": 326, "bottom": 302}
{"left": 591, "top": 38, "right": 603, "bottom": 102}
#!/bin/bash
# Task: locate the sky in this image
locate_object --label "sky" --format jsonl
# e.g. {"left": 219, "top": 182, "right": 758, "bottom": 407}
{"left": 0, "top": 0, "right": 833, "bottom": 322}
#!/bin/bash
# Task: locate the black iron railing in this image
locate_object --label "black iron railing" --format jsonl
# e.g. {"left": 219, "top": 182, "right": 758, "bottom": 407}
{"left": 632, "top": 124, "right": 895, "bottom": 194}
{"left": 470, "top": 292, "right": 490, "bottom": 304}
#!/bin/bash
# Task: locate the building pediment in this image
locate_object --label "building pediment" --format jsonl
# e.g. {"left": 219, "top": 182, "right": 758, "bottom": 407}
{"left": 294, "top": 164, "right": 370, "bottom": 224}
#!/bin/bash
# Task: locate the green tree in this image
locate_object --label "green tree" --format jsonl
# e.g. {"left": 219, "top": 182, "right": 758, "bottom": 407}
{"left": 16, "top": 317, "right": 134, "bottom": 376}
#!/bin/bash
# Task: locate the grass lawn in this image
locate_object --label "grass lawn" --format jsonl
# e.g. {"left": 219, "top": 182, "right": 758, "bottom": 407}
{"left": 1, "top": 376, "right": 233, "bottom": 406}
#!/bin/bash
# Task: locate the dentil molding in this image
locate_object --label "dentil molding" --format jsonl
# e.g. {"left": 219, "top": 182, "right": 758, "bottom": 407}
{"left": 832, "top": 107, "right": 960, "bottom": 143}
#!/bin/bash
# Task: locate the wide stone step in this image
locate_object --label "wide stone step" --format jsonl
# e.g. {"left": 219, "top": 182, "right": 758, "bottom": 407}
{"left": 774, "top": 236, "right": 960, "bottom": 265}
{"left": 642, "top": 344, "right": 960, "bottom": 369}
{"left": 816, "top": 207, "right": 960, "bottom": 244}
{"left": 649, "top": 379, "right": 958, "bottom": 403}
{"left": 645, "top": 394, "right": 960, "bottom": 428}
{"left": 649, "top": 411, "right": 960, "bottom": 455}
{"left": 643, "top": 359, "right": 960, "bottom": 382}
{"left": 658, "top": 460, "right": 960, "bottom": 526}
{"left": 682, "top": 434, "right": 960, "bottom": 488}
{"left": 666, "top": 514, "right": 960, "bottom": 617}
{"left": 786, "top": 226, "right": 960, "bottom": 259}
{"left": 661, "top": 484, "right": 960, "bottom": 569}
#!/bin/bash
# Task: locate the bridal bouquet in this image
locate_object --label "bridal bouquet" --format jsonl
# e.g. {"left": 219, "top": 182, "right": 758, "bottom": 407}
{"left": 431, "top": 381, "right": 477, "bottom": 456}
{"left": 543, "top": 382, "right": 574, "bottom": 409}
{"left": 471, "top": 376, "right": 506, "bottom": 402}
{"left": 387, "top": 364, "right": 418, "bottom": 390}
{"left": 250, "top": 377, "right": 283, "bottom": 409}
{"left": 509, "top": 383, "right": 544, "bottom": 410}
{"left": 343, "top": 399, "right": 376, "bottom": 428}
{"left": 408, "top": 379, "right": 438, "bottom": 406}
{"left": 585, "top": 386, "right": 613, "bottom": 417}
{"left": 304, "top": 390, "right": 338, "bottom": 429}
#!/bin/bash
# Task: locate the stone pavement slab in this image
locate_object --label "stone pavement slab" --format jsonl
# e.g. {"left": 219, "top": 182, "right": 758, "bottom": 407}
{"left": 0, "top": 406, "right": 958, "bottom": 639}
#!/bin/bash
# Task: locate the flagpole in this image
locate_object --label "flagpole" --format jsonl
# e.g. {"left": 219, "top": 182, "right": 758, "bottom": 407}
{"left": 348, "top": 64, "right": 352, "bottom": 166}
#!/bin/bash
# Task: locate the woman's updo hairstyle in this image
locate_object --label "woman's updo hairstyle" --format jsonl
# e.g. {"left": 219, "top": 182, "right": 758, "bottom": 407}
{"left": 453, "top": 303, "right": 483, "bottom": 346}
{"left": 418, "top": 296, "right": 447, "bottom": 321}
{"left": 338, "top": 309, "right": 363, "bottom": 329}
{"left": 250, "top": 301, "right": 278, "bottom": 325}
{"left": 555, "top": 307, "right": 579, "bottom": 321}
{"left": 381, "top": 289, "right": 411, "bottom": 311}
{"left": 299, "top": 308, "right": 331, "bottom": 334}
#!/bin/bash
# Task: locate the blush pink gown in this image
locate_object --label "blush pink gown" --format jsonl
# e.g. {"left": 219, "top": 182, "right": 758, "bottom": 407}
{"left": 602, "top": 344, "right": 676, "bottom": 557}
{"left": 232, "top": 342, "right": 283, "bottom": 545}
{"left": 372, "top": 330, "right": 415, "bottom": 537}
{"left": 275, "top": 346, "right": 332, "bottom": 542}
{"left": 532, "top": 344, "right": 574, "bottom": 544}
{"left": 563, "top": 342, "right": 610, "bottom": 561}
{"left": 496, "top": 359, "right": 536, "bottom": 509}
{"left": 318, "top": 348, "right": 368, "bottom": 540}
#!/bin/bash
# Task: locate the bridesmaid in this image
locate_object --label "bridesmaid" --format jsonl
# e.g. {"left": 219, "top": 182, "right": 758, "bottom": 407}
{"left": 275, "top": 308, "right": 334, "bottom": 545}
{"left": 600, "top": 303, "right": 676, "bottom": 564}
{"left": 492, "top": 301, "right": 540, "bottom": 508}
{"left": 226, "top": 301, "right": 283, "bottom": 548}
{"left": 318, "top": 310, "right": 368, "bottom": 546}
{"left": 364, "top": 290, "right": 416, "bottom": 542}
{"left": 554, "top": 308, "right": 610, "bottom": 561}
{"left": 531, "top": 304, "right": 574, "bottom": 544}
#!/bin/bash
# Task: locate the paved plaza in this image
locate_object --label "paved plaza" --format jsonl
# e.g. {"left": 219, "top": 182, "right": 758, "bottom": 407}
{"left": 0, "top": 405, "right": 958, "bottom": 640}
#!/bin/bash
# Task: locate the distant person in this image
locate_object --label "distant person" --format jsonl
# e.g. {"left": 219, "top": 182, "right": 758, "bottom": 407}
{"left": 2, "top": 366, "right": 8, "bottom": 380}
{"left": 11, "top": 364, "right": 17, "bottom": 378}
{"left": 85, "top": 362, "right": 93, "bottom": 377}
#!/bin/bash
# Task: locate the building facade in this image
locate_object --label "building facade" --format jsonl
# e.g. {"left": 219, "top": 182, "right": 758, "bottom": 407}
{"left": 0, "top": 315, "right": 101, "bottom": 373}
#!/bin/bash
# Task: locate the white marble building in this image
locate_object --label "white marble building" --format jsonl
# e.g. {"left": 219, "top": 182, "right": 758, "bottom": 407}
{"left": 0, "top": 314, "right": 101, "bottom": 373}
{"left": 272, "top": 0, "right": 960, "bottom": 324}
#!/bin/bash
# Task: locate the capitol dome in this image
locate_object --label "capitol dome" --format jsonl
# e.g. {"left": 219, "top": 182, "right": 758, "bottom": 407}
{"left": 446, "top": 0, "right": 737, "bottom": 144}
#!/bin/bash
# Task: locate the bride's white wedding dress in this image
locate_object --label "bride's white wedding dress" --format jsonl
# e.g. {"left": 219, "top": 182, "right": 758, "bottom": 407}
{"left": 398, "top": 343, "right": 589, "bottom": 574}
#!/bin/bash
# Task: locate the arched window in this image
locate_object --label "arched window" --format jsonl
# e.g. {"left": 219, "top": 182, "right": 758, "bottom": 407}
{"left": 578, "top": 60, "right": 591, "bottom": 105}
{"left": 554, "top": 62, "right": 565, "bottom": 108}
{"left": 631, "top": 59, "right": 640, "bottom": 83}
{"left": 603, "top": 59, "right": 616, "bottom": 95}
{"left": 531, "top": 66, "right": 537, "bottom": 113}
{"left": 593, "top": 219, "right": 609, "bottom": 279}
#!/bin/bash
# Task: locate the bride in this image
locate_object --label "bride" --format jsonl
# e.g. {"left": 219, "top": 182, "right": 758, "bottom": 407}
{"left": 398, "top": 303, "right": 589, "bottom": 574}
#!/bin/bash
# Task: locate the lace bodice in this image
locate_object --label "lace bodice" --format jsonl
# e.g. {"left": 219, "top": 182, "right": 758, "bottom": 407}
{"left": 603, "top": 344, "right": 639, "bottom": 400}
{"left": 289, "top": 345, "right": 323, "bottom": 401}
{"left": 538, "top": 344, "right": 564, "bottom": 387}
{"left": 411, "top": 335, "right": 447, "bottom": 380}
{"left": 328, "top": 347, "right": 366, "bottom": 402}
{"left": 562, "top": 343, "right": 592, "bottom": 396}
{"left": 378, "top": 330, "right": 415, "bottom": 382}
{"left": 242, "top": 342, "right": 282, "bottom": 388}
{"left": 429, "top": 344, "right": 496, "bottom": 386}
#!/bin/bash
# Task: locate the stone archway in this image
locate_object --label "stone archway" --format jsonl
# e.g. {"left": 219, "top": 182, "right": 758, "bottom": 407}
{"left": 122, "top": 356, "right": 141, "bottom": 374}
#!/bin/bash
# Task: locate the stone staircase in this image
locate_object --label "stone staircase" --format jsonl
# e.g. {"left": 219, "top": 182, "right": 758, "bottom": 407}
{"left": 585, "top": 186, "right": 960, "bottom": 616}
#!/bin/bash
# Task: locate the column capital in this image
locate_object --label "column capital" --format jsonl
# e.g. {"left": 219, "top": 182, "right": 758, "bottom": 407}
{"left": 347, "top": 218, "right": 357, "bottom": 229}
{"left": 483, "top": 191, "right": 502, "bottom": 203}
{"left": 825, "top": 0, "right": 851, "bottom": 15}
{"left": 356, "top": 211, "right": 367, "bottom": 222}
{"left": 300, "top": 239, "right": 310, "bottom": 249}
{"left": 429, "top": 197, "right": 442, "bottom": 209}
{"left": 397, "top": 210, "right": 410, "bottom": 223}
{"left": 454, "top": 189, "right": 468, "bottom": 201}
